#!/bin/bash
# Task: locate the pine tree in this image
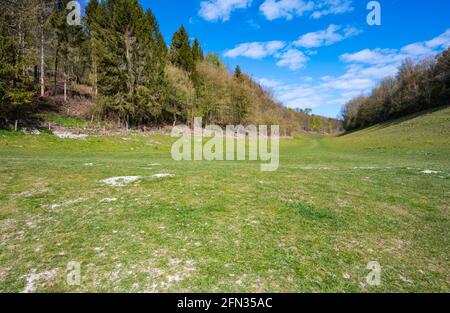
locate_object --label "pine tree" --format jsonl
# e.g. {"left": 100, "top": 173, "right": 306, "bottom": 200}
{"left": 234, "top": 65, "right": 242, "bottom": 79}
{"left": 0, "top": 0, "right": 40, "bottom": 126}
{"left": 51, "top": 0, "right": 86, "bottom": 101}
{"left": 192, "top": 38, "right": 203, "bottom": 62}
{"left": 169, "top": 25, "right": 194, "bottom": 73}
{"left": 85, "top": 0, "right": 169, "bottom": 125}
{"left": 84, "top": 0, "right": 100, "bottom": 95}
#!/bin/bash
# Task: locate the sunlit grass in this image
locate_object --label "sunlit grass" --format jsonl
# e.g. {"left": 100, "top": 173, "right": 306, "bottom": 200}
{"left": 0, "top": 107, "right": 448, "bottom": 292}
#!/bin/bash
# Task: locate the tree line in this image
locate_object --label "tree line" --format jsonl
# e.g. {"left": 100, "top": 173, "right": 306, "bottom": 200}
{"left": 0, "top": 0, "right": 338, "bottom": 134}
{"left": 341, "top": 49, "right": 450, "bottom": 131}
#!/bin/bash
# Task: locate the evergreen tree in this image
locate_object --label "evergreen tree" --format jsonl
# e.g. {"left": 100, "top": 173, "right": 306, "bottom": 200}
{"left": 0, "top": 0, "right": 40, "bottom": 126}
{"left": 234, "top": 65, "right": 242, "bottom": 79}
{"left": 169, "top": 25, "right": 194, "bottom": 73}
{"left": 51, "top": 0, "right": 86, "bottom": 101}
{"left": 192, "top": 38, "right": 203, "bottom": 62}
{"left": 85, "top": 0, "right": 169, "bottom": 125}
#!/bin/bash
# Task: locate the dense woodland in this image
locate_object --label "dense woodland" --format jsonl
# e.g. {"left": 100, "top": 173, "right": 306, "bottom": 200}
{"left": 341, "top": 49, "right": 450, "bottom": 131}
{"left": 0, "top": 0, "right": 340, "bottom": 135}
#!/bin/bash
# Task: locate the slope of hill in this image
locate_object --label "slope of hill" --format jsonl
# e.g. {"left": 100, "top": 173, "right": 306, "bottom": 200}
{"left": 333, "top": 106, "right": 450, "bottom": 150}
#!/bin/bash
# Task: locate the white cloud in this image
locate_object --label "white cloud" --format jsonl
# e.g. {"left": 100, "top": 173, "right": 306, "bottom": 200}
{"left": 275, "top": 49, "right": 309, "bottom": 70}
{"left": 259, "top": 0, "right": 314, "bottom": 21}
{"left": 259, "top": 0, "right": 353, "bottom": 21}
{"left": 247, "top": 19, "right": 261, "bottom": 29}
{"left": 311, "top": 0, "right": 354, "bottom": 19}
{"left": 224, "top": 43, "right": 309, "bottom": 71}
{"left": 340, "top": 48, "right": 400, "bottom": 65}
{"left": 425, "top": 29, "right": 450, "bottom": 49}
{"left": 340, "top": 29, "right": 450, "bottom": 67}
{"left": 258, "top": 78, "right": 284, "bottom": 89}
{"left": 399, "top": 29, "right": 450, "bottom": 57}
{"left": 400, "top": 43, "right": 434, "bottom": 57}
{"left": 267, "top": 29, "right": 450, "bottom": 114}
{"left": 223, "top": 25, "right": 361, "bottom": 70}
{"left": 224, "top": 41, "right": 285, "bottom": 59}
{"left": 199, "top": 0, "right": 252, "bottom": 22}
{"left": 294, "top": 24, "right": 361, "bottom": 48}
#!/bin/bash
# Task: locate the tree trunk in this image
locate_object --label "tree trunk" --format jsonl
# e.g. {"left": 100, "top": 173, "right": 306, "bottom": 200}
{"left": 64, "top": 73, "right": 67, "bottom": 102}
{"left": 40, "top": 28, "right": 45, "bottom": 97}
{"left": 54, "top": 45, "right": 59, "bottom": 96}
{"left": 94, "top": 58, "right": 98, "bottom": 96}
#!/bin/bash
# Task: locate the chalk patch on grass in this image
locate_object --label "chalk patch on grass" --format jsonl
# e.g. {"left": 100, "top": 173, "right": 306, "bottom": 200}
{"left": 100, "top": 198, "right": 118, "bottom": 203}
{"left": 167, "top": 274, "right": 183, "bottom": 283}
{"left": 22, "top": 269, "right": 57, "bottom": 293}
{"left": 19, "top": 188, "right": 50, "bottom": 198}
{"left": 101, "top": 176, "right": 141, "bottom": 187}
{"left": 48, "top": 204, "right": 60, "bottom": 210}
{"left": 149, "top": 163, "right": 161, "bottom": 166}
{"left": 152, "top": 173, "right": 175, "bottom": 179}
{"left": 53, "top": 131, "right": 88, "bottom": 140}
{"left": 168, "top": 258, "right": 181, "bottom": 266}
{"left": 84, "top": 163, "right": 94, "bottom": 167}
{"left": 420, "top": 170, "right": 441, "bottom": 174}
{"left": 65, "top": 198, "right": 86, "bottom": 205}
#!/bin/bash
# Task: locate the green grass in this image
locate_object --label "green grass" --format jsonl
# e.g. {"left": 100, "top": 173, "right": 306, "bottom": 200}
{"left": 36, "top": 113, "right": 90, "bottom": 128}
{"left": 0, "top": 107, "right": 449, "bottom": 292}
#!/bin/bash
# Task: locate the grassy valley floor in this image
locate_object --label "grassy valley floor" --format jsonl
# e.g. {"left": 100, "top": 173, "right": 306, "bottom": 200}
{"left": 0, "top": 108, "right": 449, "bottom": 292}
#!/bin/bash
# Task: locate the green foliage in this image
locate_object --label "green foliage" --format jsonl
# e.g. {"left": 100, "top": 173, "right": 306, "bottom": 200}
{"left": 169, "top": 25, "right": 194, "bottom": 73}
{"left": 192, "top": 38, "right": 204, "bottom": 62}
{"left": 205, "top": 53, "right": 223, "bottom": 68}
{"left": 86, "top": 0, "right": 168, "bottom": 125}
{"left": 234, "top": 65, "right": 242, "bottom": 79}
{"left": 0, "top": 6, "right": 38, "bottom": 125}
{"left": 166, "top": 64, "right": 195, "bottom": 125}
{"left": 310, "top": 116, "right": 324, "bottom": 132}
{"left": 303, "top": 108, "right": 312, "bottom": 116}
{"left": 327, "top": 119, "right": 334, "bottom": 134}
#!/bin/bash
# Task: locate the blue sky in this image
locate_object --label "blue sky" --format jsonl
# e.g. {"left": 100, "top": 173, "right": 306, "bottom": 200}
{"left": 109, "top": 1, "right": 450, "bottom": 117}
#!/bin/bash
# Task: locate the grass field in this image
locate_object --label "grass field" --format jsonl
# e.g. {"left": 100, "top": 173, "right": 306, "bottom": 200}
{"left": 0, "top": 107, "right": 449, "bottom": 293}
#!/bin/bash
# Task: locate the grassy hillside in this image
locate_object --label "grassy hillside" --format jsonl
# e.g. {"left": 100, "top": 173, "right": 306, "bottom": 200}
{"left": 335, "top": 106, "right": 450, "bottom": 150}
{"left": 0, "top": 108, "right": 448, "bottom": 292}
